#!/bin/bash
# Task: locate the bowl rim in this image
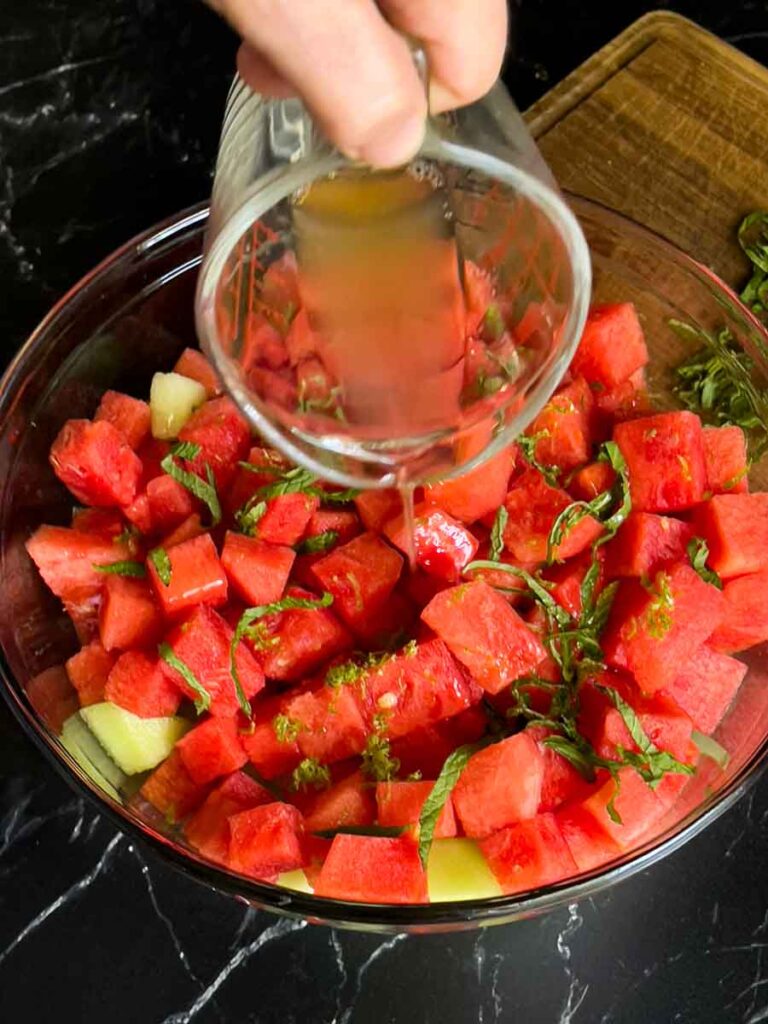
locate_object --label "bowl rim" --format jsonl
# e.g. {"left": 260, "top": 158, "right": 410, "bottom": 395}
{"left": 2, "top": 193, "right": 768, "bottom": 932}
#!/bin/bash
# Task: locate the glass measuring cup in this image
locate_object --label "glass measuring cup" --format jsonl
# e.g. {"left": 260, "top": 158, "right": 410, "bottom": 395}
{"left": 195, "top": 70, "right": 591, "bottom": 489}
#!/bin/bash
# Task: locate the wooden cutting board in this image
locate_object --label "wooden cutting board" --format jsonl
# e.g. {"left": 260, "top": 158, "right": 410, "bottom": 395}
{"left": 524, "top": 11, "right": 768, "bottom": 288}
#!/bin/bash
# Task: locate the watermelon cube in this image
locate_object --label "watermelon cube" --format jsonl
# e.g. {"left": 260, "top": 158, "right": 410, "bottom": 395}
{"left": 602, "top": 564, "right": 725, "bottom": 692}
{"left": 176, "top": 716, "right": 248, "bottom": 785}
{"left": 240, "top": 696, "right": 302, "bottom": 780}
{"left": 421, "top": 581, "right": 546, "bottom": 694}
{"left": 255, "top": 493, "right": 320, "bottom": 546}
{"left": 424, "top": 446, "right": 515, "bottom": 525}
{"left": 136, "top": 436, "right": 171, "bottom": 487}
{"left": 503, "top": 468, "right": 603, "bottom": 562}
{"left": 691, "top": 493, "right": 768, "bottom": 578}
{"left": 452, "top": 733, "right": 544, "bottom": 838}
{"left": 148, "top": 532, "right": 228, "bottom": 617}
{"left": 220, "top": 532, "right": 295, "bottom": 607}
{"left": 703, "top": 425, "right": 748, "bottom": 495}
{"left": 70, "top": 508, "right": 127, "bottom": 541}
{"left": 526, "top": 376, "right": 595, "bottom": 471}
{"left": 578, "top": 675, "right": 694, "bottom": 764}
{"left": 146, "top": 475, "right": 196, "bottom": 534}
{"left": 302, "top": 769, "right": 376, "bottom": 833}
{"left": 613, "top": 411, "right": 706, "bottom": 512}
{"left": 314, "top": 834, "right": 428, "bottom": 903}
{"left": 173, "top": 348, "right": 223, "bottom": 398}
{"left": 104, "top": 650, "right": 182, "bottom": 718}
{"left": 310, "top": 532, "right": 404, "bottom": 634}
{"left": 49, "top": 419, "right": 142, "bottom": 508}
{"left": 160, "top": 604, "right": 265, "bottom": 717}
{"left": 479, "top": 813, "right": 577, "bottom": 894}
{"left": 571, "top": 303, "right": 648, "bottom": 389}
{"left": 177, "top": 396, "right": 251, "bottom": 490}
{"left": 603, "top": 511, "right": 693, "bottom": 579}
{"left": 184, "top": 772, "right": 270, "bottom": 864}
{"left": 140, "top": 749, "right": 211, "bottom": 822}
{"left": 98, "top": 575, "right": 163, "bottom": 651}
{"left": 66, "top": 641, "right": 116, "bottom": 707}
{"left": 543, "top": 550, "right": 605, "bottom": 618}
{"left": 356, "top": 637, "right": 481, "bottom": 738}
{"left": 27, "top": 666, "right": 79, "bottom": 734}
{"left": 385, "top": 503, "right": 478, "bottom": 582}
{"left": 593, "top": 367, "right": 650, "bottom": 429}
{"left": 94, "top": 390, "right": 151, "bottom": 450}
{"left": 160, "top": 514, "right": 206, "bottom": 549}
{"left": 26, "top": 525, "right": 130, "bottom": 614}
{"left": 576, "top": 767, "right": 663, "bottom": 848}
{"left": 663, "top": 646, "right": 746, "bottom": 733}
{"left": 122, "top": 492, "right": 153, "bottom": 535}
{"left": 283, "top": 685, "right": 368, "bottom": 764}
{"left": 252, "top": 586, "right": 352, "bottom": 682}
{"left": 389, "top": 727, "right": 458, "bottom": 782}
{"left": 568, "top": 460, "right": 616, "bottom": 502}
{"left": 390, "top": 707, "right": 487, "bottom": 780}
{"left": 353, "top": 489, "right": 402, "bottom": 533}
{"left": 228, "top": 803, "right": 304, "bottom": 880}
{"left": 709, "top": 569, "right": 768, "bottom": 653}
{"left": 527, "top": 727, "right": 594, "bottom": 812}
{"left": 304, "top": 507, "right": 361, "bottom": 546}
{"left": 554, "top": 804, "right": 620, "bottom": 872}
{"left": 376, "top": 781, "right": 457, "bottom": 838}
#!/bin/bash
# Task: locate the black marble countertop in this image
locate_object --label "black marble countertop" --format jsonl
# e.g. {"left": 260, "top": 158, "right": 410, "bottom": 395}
{"left": 2, "top": 3, "right": 768, "bottom": 1022}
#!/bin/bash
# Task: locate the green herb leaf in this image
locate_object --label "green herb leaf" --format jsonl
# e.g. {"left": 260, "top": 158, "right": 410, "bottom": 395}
{"left": 418, "top": 739, "right": 492, "bottom": 868}
{"left": 671, "top": 321, "right": 768, "bottom": 457}
{"left": 158, "top": 641, "right": 211, "bottom": 714}
{"left": 230, "top": 593, "right": 334, "bottom": 716}
{"left": 148, "top": 547, "right": 172, "bottom": 587}
{"left": 361, "top": 732, "right": 400, "bottom": 782}
{"left": 93, "top": 560, "right": 146, "bottom": 578}
{"left": 290, "top": 757, "right": 331, "bottom": 792}
{"left": 161, "top": 444, "right": 221, "bottom": 526}
{"left": 488, "top": 505, "right": 508, "bottom": 562}
{"left": 170, "top": 441, "right": 201, "bottom": 460}
{"left": 737, "top": 211, "right": 768, "bottom": 275}
{"left": 541, "top": 735, "right": 597, "bottom": 782}
{"left": 312, "top": 825, "right": 409, "bottom": 839}
{"left": 297, "top": 530, "right": 339, "bottom": 555}
{"left": 596, "top": 683, "right": 695, "bottom": 785}
{"left": 546, "top": 441, "right": 630, "bottom": 565}
{"left": 517, "top": 433, "right": 561, "bottom": 487}
{"left": 255, "top": 464, "right": 359, "bottom": 505}
{"left": 687, "top": 536, "right": 723, "bottom": 590}
{"left": 235, "top": 498, "right": 267, "bottom": 537}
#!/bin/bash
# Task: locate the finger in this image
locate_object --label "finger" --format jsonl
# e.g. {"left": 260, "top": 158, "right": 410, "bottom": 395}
{"left": 237, "top": 44, "right": 296, "bottom": 99}
{"left": 218, "top": 0, "right": 427, "bottom": 168}
{"left": 379, "top": 0, "right": 508, "bottom": 113}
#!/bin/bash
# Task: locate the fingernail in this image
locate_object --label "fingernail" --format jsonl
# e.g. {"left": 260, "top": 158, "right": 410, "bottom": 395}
{"left": 358, "top": 111, "right": 426, "bottom": 169}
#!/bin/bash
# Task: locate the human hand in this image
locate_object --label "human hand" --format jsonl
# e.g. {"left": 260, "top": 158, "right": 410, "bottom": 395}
{"left": 208, "top": 0, "right": 508, "bottom": 168}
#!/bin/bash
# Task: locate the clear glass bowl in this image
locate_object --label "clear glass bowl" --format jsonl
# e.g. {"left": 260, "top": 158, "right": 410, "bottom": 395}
{"left": 2, "top": 196, "right": 768, "bottom": 934}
